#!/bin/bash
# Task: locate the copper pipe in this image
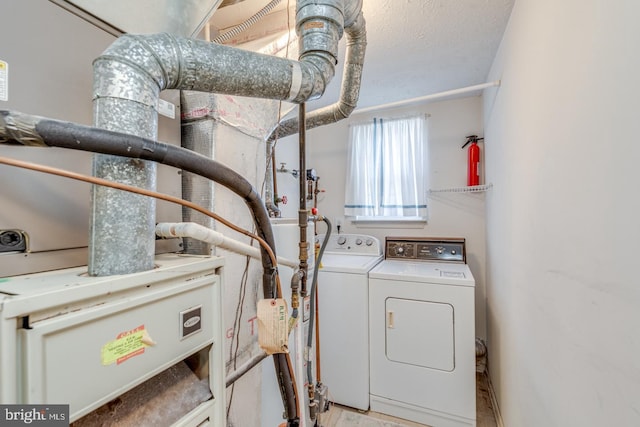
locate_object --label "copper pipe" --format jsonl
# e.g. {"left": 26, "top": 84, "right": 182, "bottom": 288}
{"left": 0, "top": 155, "right": 286, "bottom": 297}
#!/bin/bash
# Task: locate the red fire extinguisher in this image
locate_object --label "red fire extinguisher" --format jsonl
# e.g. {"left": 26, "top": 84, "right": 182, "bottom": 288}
{"left": 462, "top": 135, "right": 484, "bottom": 186}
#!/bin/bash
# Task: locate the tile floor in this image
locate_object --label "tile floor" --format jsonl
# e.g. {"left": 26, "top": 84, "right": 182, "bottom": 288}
{"left": 317, "top": 372, "right": 498, "bottom": 427}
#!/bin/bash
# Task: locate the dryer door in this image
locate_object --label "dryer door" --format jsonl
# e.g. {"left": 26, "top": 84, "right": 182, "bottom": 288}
{"left": 385, "top": 298, "right": 454, "bottom": 371}
{"left": 369, "top": 276, "right": 476, "bottom": 426}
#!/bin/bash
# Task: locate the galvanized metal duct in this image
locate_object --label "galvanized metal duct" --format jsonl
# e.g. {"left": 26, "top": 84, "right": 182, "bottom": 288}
{"left": 266, "top": 1, "right": 366, "bottom": 142}
{"left": 91, "top": 0, "right": 359, "bottom": 276}
{"left": 264, "top": 4, "right": 366, "bottom": 216}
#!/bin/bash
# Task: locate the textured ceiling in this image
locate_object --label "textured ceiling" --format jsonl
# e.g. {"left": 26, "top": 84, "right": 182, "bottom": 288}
{"left": 211, "top": 0, "right": 515, "bottom": 111}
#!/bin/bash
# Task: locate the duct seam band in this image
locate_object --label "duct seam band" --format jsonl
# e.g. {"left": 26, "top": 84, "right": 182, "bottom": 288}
{"left": 92, "top": 57, "right": 162, "bottom": 109}
{"left": 288, "top": 62, "right": 303, "bottom": 101}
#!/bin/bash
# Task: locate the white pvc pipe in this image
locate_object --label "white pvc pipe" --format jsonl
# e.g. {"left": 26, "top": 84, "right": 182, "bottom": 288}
{"left": 155, "top": 222, "right": 299, "bottom": 269}
{"left": 352, "top": 80, "right": 501, "bottom": 115}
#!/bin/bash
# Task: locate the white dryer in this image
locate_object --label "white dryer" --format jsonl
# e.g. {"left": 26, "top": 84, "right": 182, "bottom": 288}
{"left": 316, "top": 233, "right": 382, "bottom": 411}
{"left": 369, "top": 237, "right": 476, "bottom": 427}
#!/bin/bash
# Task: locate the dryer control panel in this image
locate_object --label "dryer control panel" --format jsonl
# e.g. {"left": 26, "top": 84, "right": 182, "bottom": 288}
{"left": 385, "top": 237, "right": 466, "bottom": 263}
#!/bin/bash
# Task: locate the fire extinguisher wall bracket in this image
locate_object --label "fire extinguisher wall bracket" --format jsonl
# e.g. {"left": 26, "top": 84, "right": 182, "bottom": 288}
{"left": 462, "top": 135, "right": 484, "bottom": 187}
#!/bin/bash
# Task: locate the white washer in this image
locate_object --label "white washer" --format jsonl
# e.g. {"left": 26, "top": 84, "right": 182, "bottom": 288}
{"left": 316, "top": 233, "right": 382, "bottom": 410}
{"left": 369, "top": 237, "right": 476, "bottom": 427}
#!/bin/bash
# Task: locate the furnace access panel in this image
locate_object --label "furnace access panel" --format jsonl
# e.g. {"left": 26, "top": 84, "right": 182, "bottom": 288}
{"left": 0, "top": 254, "right": 226, "bottom": 425}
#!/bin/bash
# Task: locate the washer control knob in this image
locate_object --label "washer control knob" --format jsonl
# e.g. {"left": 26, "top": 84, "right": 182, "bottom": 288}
{"left": 366, "top": 239, "right": 373, "bottom": 246}
{"left": 355, "top": 238, "right": 363, "bottom": 245}
{"left": 397, "top": 246, "right": 405, "bottom": 254}
{"left": 451, "top": 250, "right": 457, "bottom": 255}
{"left": 337, "top": 236, "right": 347, "bottom": 245}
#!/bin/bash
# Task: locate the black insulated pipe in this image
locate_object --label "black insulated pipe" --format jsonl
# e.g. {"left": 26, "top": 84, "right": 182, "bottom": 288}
{"left": 0, "top": 112, "right": 272, "bottom": 284}
{"left": 0, "top": 110, "right": 299, "bottom": 425}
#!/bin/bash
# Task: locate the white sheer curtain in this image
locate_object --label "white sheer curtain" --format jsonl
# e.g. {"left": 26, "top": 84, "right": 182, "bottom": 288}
{"left": 344, "top": 114, "right": 427, "bottom": 218}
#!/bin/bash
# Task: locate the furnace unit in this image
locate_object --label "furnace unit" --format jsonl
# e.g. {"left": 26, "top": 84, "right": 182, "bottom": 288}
{"left": 0, "top": 254, "right": 226, "bottom": 426}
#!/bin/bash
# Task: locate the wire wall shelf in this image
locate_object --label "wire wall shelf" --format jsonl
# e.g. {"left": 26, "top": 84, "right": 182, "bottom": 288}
{"left": 428, "top": 183, "right": 493, "bottom": 194}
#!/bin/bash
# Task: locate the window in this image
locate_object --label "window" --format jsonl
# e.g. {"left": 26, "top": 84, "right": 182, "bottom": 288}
{"left": 344, "top": 114, "right": 428, "bottom": 220}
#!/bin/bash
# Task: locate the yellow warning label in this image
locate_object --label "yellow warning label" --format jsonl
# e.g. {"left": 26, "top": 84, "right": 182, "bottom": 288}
{"left": 101, "top": 325, "right": 154, "bottom": 366}
{"left": 0, "top": 62, "right": 6, "bottom": 70}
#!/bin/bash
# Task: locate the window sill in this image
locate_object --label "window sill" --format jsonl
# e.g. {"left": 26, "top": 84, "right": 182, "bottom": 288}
{"left": 350, "top": 216, "right": 427, "bottom": 229}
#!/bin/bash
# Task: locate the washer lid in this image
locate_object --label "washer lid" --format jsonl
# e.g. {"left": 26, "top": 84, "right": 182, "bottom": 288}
{"left": 369, "top": 260, "right": 475, "bottom": 287}
{"left": 318, "top": 254, "right": 383, "bottom": 274}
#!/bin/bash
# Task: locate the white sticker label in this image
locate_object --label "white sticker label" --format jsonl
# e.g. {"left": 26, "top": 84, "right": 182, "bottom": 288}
{"left": 0, "top": 60, "right": 8, "bottom": 101}
{"left": 158, "top": 98, "right": 176, "bottom": 119}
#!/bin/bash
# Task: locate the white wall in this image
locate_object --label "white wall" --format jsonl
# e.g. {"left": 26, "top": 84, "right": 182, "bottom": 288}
{"left": 484, "top": 0, "right": 640, "bottom": 425}
{"left": 274, "top": 96, "right": 488, "bottom": 339}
